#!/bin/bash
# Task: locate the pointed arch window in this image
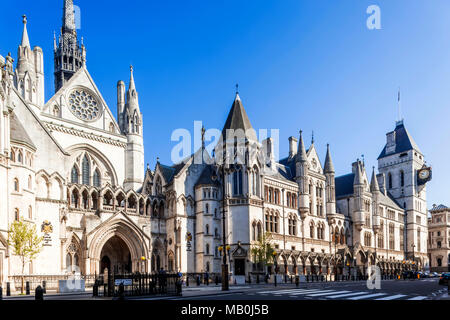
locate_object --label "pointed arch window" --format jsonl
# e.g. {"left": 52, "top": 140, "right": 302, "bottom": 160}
{"left": 233, "top": 168, "right": 243, "bottom": 196}
{"left": 400, "top": 170, "right": 405, "bottom": 187}
{"left": 71, "top": 166, "right": 79, "bottom": 184}
{"left": 93, "top": 169, "right": 101, "bottom": 187}
{"left": 82, "top": 155, "right": 90, "bottom": 185}
{"left": 18, "top": 151, "right": 23, "bottom": 163}
{"left": 388, "top": 173, "right": 393, "bottom": 189}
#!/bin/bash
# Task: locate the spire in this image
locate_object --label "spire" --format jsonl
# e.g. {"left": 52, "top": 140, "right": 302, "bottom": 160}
{"left": 353, "top": 160, "right": 364, "bottom": 185}
{"left": 296, "top": 130, "right": 308, "bottom": 162}
{"left": 324, "top": 144, "right": 335, "bottom": 174}
{"left": 63, "top": 0, "right": 76, "bottom": 33}
{"left": 21, "top": 15, "right": 30, "bottom": 48}
{"left": 370, "top": 166, "right": 380, "bottom": 192}
{"left": 221, "top": 90, "right": 256, "bottom": 141}
{"left": 129, "top": 65, "right": 136, "bottom": 91}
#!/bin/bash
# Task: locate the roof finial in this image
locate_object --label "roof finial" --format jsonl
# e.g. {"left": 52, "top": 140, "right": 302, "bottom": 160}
{"left": 147, "top": 163, "right": 150, "bottom": 170}
{"left": 22, "top": 14, "right": 27, "bottom": 24}
{"left": 201, "top": 126, "right": 206, "bottom": 149}
{"left": 156, "top": 157, "right": 160, "bottom": 163}
{"left": 236, "top": 83, "right": 239, "bottom": 94}
{"left": 311, "top": 130, "right": 314, "bottom": 144}
{"left": 21, "top": 14, "right": 30, "bottom": 48}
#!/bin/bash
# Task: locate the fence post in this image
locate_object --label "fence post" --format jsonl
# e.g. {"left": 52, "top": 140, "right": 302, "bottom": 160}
{"left": 26, "top": 281, "right": 30, "bottom": 295}
{"left": 6, "top": 282, "right": 10, "bottom": 296}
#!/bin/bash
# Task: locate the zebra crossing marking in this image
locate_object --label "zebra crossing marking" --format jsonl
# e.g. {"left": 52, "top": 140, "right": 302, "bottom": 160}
{"left": 347, "top": 293, "right": 387, "bottom": 300}
{"left": 306, "top": 290, "right": 350, "bottom": 297}
{"left": 407, "top": 296, "right": 427, "bottom": 300}
{"left": 325, "top": 291, "right": 368, "bottom": 299}
{"left": 375, "top": 294, "right": 407, "bottom": 300}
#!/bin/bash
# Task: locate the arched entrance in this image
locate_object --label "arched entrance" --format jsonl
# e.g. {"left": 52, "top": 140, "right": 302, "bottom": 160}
{"left": 100, "top": 236, "right": 132, "bottom": 274}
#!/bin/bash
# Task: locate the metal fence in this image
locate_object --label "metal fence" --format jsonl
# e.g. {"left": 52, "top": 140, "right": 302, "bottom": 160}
{"left": 94, "top": 272, "right": 181, "bottom": 297}
{"left": 9, "top": 274, "right": 98, "bottom": 291}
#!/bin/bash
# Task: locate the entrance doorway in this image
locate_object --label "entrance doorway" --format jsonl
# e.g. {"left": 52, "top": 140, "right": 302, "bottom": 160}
{"left": 234, "top": 259, "right": 245, "bottom": 276}
{"left": 100, "top": 236, "right": 132, "bottom": 274}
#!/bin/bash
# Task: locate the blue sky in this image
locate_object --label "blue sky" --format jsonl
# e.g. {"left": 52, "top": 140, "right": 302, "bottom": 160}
{"left": 2, "top": 0, "right": 450, "bottom": 209}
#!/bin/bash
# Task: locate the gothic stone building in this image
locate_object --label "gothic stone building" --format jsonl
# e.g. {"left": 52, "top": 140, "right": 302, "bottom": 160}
{"left": 0, "top": 1, "right": 432, "bottom": 287}
{"left": 428, "top": 204, "right": 450, "bottom": 272}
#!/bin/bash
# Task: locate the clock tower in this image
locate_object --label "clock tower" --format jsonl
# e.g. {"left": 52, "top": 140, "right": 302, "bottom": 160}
{"left": 377, "top": 120, "right": 431, "bottom": 268}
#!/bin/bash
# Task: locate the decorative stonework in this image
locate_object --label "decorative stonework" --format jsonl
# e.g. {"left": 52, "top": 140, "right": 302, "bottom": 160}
{"left": 68, "top": 88, "right": 100, "bottom": 122}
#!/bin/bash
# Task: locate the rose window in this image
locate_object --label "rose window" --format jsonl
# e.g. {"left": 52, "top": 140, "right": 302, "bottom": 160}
{"left": 68, "top": 89, "right": 100, "bottom": 121}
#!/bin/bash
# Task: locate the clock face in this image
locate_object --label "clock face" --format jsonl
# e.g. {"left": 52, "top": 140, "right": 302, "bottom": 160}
{"left": 419, "top": 169, "right": 430, "bottom": 180}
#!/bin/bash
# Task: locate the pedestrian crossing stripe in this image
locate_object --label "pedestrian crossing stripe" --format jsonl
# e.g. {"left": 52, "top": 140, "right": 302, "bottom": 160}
{"left": 329, "top": 291, "right": 371, "bottom": 298}
{"left": 348, "top": 293, "right": 387, "bottom": 300}
{"left": 255, "top": 288, "right": 428, "bottom": 300}
{"left": 375, "top": 294, "right": 406, "bottom": 300}
{"left": 306, "top": 290, "right": 350, "bottom": 297}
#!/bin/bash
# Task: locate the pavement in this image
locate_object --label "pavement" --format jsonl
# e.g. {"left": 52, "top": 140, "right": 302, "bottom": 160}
{"left": 2, "top": 278, "right": 449, "bottom": 300}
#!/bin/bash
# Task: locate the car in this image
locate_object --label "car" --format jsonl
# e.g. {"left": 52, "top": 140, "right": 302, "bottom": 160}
{"left": 438, "top": 273, "right": 450, "bottom": 285}
{"left": 423, "top": 272, "right": 430, "bottom": 278}
{"left": 431, "top": 272, "right": 440, "bottom": 278}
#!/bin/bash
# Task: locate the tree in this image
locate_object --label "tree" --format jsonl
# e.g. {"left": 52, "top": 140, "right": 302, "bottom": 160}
{"left": 7, "top": 219, "right": 43, "bottom": 294}
{"left": 251, "top": 232, "right": 276, "bottom": 273}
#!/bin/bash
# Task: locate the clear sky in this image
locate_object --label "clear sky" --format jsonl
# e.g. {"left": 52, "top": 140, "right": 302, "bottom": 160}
{"left": 2, "top": 0, "right": 450, "bottom": 210}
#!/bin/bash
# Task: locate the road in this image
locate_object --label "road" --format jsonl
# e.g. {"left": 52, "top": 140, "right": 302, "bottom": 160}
{"left": 164, "top": 278, "right": 447, "bottom": 301}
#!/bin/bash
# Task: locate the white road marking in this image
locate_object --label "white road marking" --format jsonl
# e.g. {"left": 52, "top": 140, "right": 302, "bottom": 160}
{"left": 326, "top": 291, "right": 368, "bottom": 299}
{"left": 348, "top": 293, "right": 387, "bottom": 300}
{"left": 375, "top": 294, "right": 407, "bottom": 300}
{"left": 408, "top": 296, "right": 427, "bottom": 300}
{"left": 306, "top": 290, "right": 350, "bottom": 297}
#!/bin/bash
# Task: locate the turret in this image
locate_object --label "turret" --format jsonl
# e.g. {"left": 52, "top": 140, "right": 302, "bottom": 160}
{"left": 295, "top": 130, "right": 309, "bottom": 218}
{"left": 54, "top": 0, "right": 84, "bottom": 92}
{"left": 353, "top": 160, "right": 365, "bottom": 230}
{"left": 324, "top": 144, "right": 336, "bottom": 215}
{"left": 123, "top": 66, "right": 144, "bottom": 191}
{"left": 117, "top": 80, "right": 125, "bottom": 132}
{"left": 370, "top": 167, "right": 381, "bottom": 232}
{"left": 15, "top": 15, "right": 45, "bottom": 108}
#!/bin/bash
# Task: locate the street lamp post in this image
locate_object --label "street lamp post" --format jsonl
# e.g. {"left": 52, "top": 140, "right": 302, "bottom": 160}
{"left": 411, "top": 244, "right": 416, "bottom": 272}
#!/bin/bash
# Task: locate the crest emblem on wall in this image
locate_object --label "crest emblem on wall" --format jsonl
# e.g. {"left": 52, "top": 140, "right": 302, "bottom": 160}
{"left": 41, "top": 220, "right": 53, "bottom": 234}
{"left": 41, "top": 220, "right": 53, "bottom": 246}
{"left": 186, "top": 232, "right": 192, "bottom": 251}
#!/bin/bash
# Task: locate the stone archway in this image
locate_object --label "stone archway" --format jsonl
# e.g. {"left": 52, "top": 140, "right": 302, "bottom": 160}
{"left": 87, "top": 218, "right": 150, "bottom": 274}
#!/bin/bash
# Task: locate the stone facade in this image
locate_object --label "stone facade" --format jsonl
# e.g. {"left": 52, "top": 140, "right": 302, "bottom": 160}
{"left": 0, "top": 1, "right": 435, "bottom": 288}
{"left": 428, "top": 205, "right": 450, "bottom": 272}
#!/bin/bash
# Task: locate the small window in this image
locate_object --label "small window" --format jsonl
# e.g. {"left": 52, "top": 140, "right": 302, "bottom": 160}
{"left": 14, "top": 178, "right": 19, "bottom": 192}
{"left": 18, "top": 152, "right": 23, "bottom": 163}
{"left": 28, "top": 175, "right": 32, "bottom": 190}
{"left": 28, "top": 206, "right": 32, "bottom": 219}
{"left": 14, "top": 208, "right": 20, "bottom": 221}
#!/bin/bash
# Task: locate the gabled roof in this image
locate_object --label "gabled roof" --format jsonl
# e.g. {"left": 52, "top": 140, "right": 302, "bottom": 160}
{"left": 378, "top": 121, "right": 421, "bottom": 159}
{"left": 221, "top": 93, "right": 257, "bottom": 141}
{"left": 10, "top": 111, "right": 36, "bottom": 150}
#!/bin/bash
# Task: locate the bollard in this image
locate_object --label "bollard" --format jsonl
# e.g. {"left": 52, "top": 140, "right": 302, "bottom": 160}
{"left": 196, "top": 276, "right": 200, "bottom": 286}
{"left": 26, "top": 281, "right": 30, "bottom": 295}
{"left": 176, "top": 279, "right": 182, "bottom": 296}
{"left": 35, "top": 286, "right": 44, "bottom": 301}
{"left": 256, "top": 274, "right": 260, "bottom": 284}
{"left": 290, "top": 276, "right": 293, "bottom": 284}
{"left": 186, "top": 276, "right": 189, "bottom": 287}
{"left": 295, "top": 276, "right": 299, "bottom": 287}
{"left": 447, "top": 281, "right": 450, "bottom": 294}
{"left": 248, "top": 275, "right": 251, "bottom": 284}
{"left": 42, "top": 281, "right": 47, "bottom": 294}
{"left": 215, "top": 276, "right": 219, "bottom": 285}
{"left": 6, "top": 282, "right": 10, "bottom": 296}
{"left": 0, "top": 286, "right": 2, "bottom": 300}
{"left": 274, "top": 274, "right": 277, "bottom": 287}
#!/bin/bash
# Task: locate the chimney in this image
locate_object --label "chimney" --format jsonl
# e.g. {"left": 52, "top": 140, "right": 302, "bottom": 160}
{"left": 289, "top": 136, "right": 298, "bottom": 158}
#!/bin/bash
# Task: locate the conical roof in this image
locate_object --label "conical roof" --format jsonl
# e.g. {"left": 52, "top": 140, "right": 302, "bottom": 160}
{"left": 324, "top": 144, "right": 334, "bottom": 173}
{"left": 296, "top": 130, "right": 307, "bottom": 162}
{"left": 370, "top": 167, "right": 380, "bottom": 192}
{"left": 221, "top": 93, "right": 256, "bottom": 141}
